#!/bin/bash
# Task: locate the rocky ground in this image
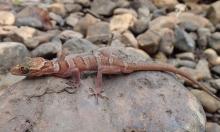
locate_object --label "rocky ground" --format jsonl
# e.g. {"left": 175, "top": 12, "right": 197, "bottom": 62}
{"left": 1, "top": 0, "right": 220, "bottom": 131}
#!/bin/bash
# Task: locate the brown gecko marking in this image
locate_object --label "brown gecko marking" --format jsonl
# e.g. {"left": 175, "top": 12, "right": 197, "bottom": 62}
{"left": 10, "top": 48, "right": 220, "bottom": 102}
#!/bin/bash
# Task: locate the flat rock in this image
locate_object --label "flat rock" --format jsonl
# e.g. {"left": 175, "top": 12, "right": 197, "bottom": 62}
{"left": 0, "top": 72, "right": 206, "bottom": 131}
{"left": 0, "top": 42, "right": 29, "bottom": 73}
{"left": 0, "top": 11, "right": 15, "bottom": 25}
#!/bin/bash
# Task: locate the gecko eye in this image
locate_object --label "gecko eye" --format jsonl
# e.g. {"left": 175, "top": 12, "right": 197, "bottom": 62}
{"left": 20, "top": 67, "right": 29, "bottom": 74}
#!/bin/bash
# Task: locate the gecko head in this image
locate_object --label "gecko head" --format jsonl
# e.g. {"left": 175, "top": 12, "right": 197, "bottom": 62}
{"left": 10, "top": 57, "right": 53, "bottom": 77}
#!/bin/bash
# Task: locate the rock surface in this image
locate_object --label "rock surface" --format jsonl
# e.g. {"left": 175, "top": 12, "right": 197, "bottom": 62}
{"left": 0, "top": 72, "right": 206, "bottom": 132}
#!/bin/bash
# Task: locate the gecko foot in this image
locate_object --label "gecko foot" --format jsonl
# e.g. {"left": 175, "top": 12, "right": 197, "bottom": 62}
{"left": 66, "top": 80, "right": 80, "bottom": 88}
{"left": 88, "top": 88, "right": 108, "bottom": 103}
{"left": 65, "top": 80, "right": 80, "bottom": 93}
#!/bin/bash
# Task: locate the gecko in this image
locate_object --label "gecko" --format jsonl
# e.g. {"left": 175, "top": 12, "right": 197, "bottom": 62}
{"left": 10, "top": 47, "right": 220, "bottom": 102}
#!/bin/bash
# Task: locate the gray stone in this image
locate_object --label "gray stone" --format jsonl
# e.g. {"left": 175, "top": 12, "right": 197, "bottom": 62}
{"left": 159, "top": 28, "right": 175, "bottom": 55}
{"left": 131, "top": 19, "right": 149, "bottom": 35}
{"left": 137, "top": 29, "right": 161, "bottom": 54}
{"left": 168, "top": 59, "right": 196, "bottom": 68}
{"left": 0, "top": 42, "right": 29, "bottom": 73}
{"left": 74, "top": 14, "right": 100, "bottom": 35}
{"left": 169, "top": 12, "right": 214, "bottom": 31}
{"left": 63, "top": 37, "right": 98, "bottom": 54}
{"left": 197, "top": 28, "right": 211, "bottom": 49}
{"left": 49, "top": 12, "right": 64, "bottom": 26}
{"left": 210, "top": 79, "right": 220, "bottom": 90}
{"left": 130, "top": 0, "right": 157, "bottom": 12}
{"left": 149, "top": 15, "right": 178, "bottom": 30}
{"left": 31, "top": 39, "right": 62, "bottom": 57}
{"left": 191, "top": 89, "right": 220, "bottom": 113}
{"left": 0, "top": 72, "right": 206, "bottom": 131}
{"left": 65, "top": 12, "right": 83, "bottom": 27}
{"left": 174, "top": 26, "right": 195, "bottom": 52}
{"left": 208, "top": 32, "right": 220, "bottom": 53}
{"left": 131, "top": 7, "right": 151, "bottom": 34}
{"left": 16, "top": 7, "right": 52, "bottom": 30}
{"left": 206, "top": 122, "right": 220, "bottom": 132}
{"left": 176, "top": 52, "right": 195, "bottom": 61}
{"left": 58, "top": 30, "right": 83, "bottom": 41}
{"left": 64, "top": 3, "right": 82, "bottom": 13}
{"left": 179, "top": 21, "right": 199, "bottom": 32}
{"left": 91, "top": 0, "right": 117, "bottom": 16}
{"left": 86, "top": 22, "right": 111, "bottom": 44}
{"left": 24, "top": 30, "right": 61, "bottom": 49}
{"left": 75, "top": 0, "right": 91, "bottom": 7}
{"left": 211, "top": 65, "right": 220, "bottom": 76}
{"left": 121, "top": 31, "right": 138, "bottom": 48}
{"left": 207, "top": 1, "right": 220, "bottom": 25}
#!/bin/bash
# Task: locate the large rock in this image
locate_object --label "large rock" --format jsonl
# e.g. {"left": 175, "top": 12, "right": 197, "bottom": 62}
{"left": 0, "top": 72, "right": 205, "bottom": 131}
{"left": 0, "top": 42, "right": 29, "bottom": 73}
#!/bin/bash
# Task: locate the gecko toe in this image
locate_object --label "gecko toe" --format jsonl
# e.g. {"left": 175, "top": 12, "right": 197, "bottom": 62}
{"left": 88, "top": 88, "right": 108, "bottom": 103}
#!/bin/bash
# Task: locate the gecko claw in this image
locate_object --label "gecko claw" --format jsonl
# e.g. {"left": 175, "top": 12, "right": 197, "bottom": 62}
{"left": 88, "top": 88, "right": 108, "bottom": 103}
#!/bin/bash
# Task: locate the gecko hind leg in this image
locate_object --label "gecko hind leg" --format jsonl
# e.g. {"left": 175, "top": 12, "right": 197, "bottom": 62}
{"left": 88, "top": 66, "right": 109, "bottom": 103}
{"left": 89, "top": 65, "right": 122, "bottom": 103}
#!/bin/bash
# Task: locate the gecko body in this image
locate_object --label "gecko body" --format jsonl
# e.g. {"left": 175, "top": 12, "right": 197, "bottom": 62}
{"left": 10, "top": 48, "right": 220, "bottom": 102}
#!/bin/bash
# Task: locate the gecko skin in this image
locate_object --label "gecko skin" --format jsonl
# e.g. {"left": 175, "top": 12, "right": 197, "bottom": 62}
{"left": 10, "top": 48, "right": 220, "bottom": 102}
